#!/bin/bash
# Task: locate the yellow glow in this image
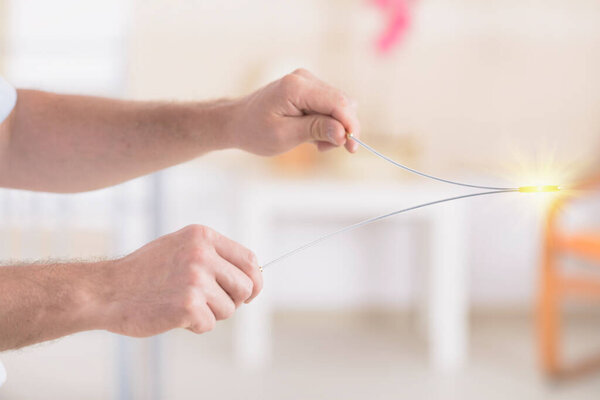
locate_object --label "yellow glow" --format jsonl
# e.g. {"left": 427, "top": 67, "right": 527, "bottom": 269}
{"left": 491, "top": 144, "right": 583, "bottom": 217}
{"left": 518, "top": 185, "right": 561, "bottom": 193}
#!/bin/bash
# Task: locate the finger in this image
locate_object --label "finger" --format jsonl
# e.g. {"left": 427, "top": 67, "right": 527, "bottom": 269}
{"left": 292, "top": 69, "right": 351, "bottom": 105}
{"left": 291, "top": 68, "right": 317, "bottom": 80}
{"left": 206, "top": 283, "right": 237, "bottom": 321}
{"left": 212, "top": 233, "right": 263, "bottom": 303}
{"left": 187, "top": 304, "right": 216, "bottom": 334}
{"left": 300, "top": 114, "right": 346, "bottom": 147}
{"left": 285, "top": 75, "right": 360, "bottom": 136}
{"left": 316, "top": 142, "right": 337, "bottom": 152}
{"left": 214, "top": 257, "right": 254, "bottom": 306}
{"left": 296, "top": 114, "right": 358, "bottom": 153}
{"left": 345, "top": 129, "right": 360, "bottom": 153}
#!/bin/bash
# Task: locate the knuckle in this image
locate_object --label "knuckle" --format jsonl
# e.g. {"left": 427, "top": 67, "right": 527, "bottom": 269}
{"left": 183, "top": 224, "right": 201, "bottom": 237}
{"left": 191, "top": 322, "right": 209, "bottom": 334}
{"left": 245, "top": 250, "right": 258, "bottom": 267}
{"left": 202, "top": 315, "right": 217, "bottom": 332}
{"left": 332, "top": 105, "right": 343, "bottom": 118}
{"left": 336, "top": 94, "right": 349, "bottom": 108}
{"left": 339, "top": 90, "right": 352, "bottom": 104}
{"left": 187, "top": 265, "right": 210, "bottom": 287}
{"left": 187, "top": 245, "right": 211, "bottom": 266}
{"left": 236, "top": 277, "right": 253, "bottom": 300}
{"left": 292, "top": 67, "right": 308, "bottom": 76}
{"left": 253, "top": 273, "right": 264, "bottom": 294}
{"left": 332, "top": 106, "right": 352, "bottom": 128}
{"left": 222, "top": 301, "right": 236, "bottom": 319}
{"left": 186, "top": 266, "right": 200, "bottom": 285}
{"left": 193, "top": 310, "right": 216, "bottom": 333}
{"left": 186, "top": 224, "right": 213, "bottom": 241}
{"left": 280, "top": 73, "right": 301, "bottom": 94}
{"left": 187, "top": 326, "right": 201, "bottom": 334}
{"left": 181, "top": 289, "right": 199, "bottom": 315}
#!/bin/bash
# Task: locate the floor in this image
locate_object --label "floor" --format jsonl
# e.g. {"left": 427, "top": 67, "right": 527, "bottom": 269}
{"left": 164, "top": 311, "right": 600, "bottom": 400}
{"left": 1, "top": 311, "right": 599, "bottom": 399}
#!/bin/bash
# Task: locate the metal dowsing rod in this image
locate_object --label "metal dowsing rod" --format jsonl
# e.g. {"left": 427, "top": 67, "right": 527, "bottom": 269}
{"left": 260, "top": 133, "right": 560, "bottom": 270}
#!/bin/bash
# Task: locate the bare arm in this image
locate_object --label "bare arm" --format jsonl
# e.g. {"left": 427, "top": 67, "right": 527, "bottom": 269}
{"left": 0, "top": 69, "right": 360, "bottom": 193}
{"left": 0, "top": 90, "right": 234, "bottom": 192}
{"left": 0, "top": 225, "right": 263, "bottom": 351}
{"left": 0, "top": 69, "right": 360, "bottom": 350}
{"left": 0, "top": 261, "right": 104, "bottom": 350}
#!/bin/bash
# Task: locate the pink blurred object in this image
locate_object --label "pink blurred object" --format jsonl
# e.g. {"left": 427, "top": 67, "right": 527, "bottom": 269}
{"left": 372, "top": 0, "right": 413, "bottom": 53}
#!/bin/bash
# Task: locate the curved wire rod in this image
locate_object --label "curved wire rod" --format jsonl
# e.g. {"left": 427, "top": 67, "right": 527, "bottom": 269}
{"left": 262, "top": 189, "right": 516, "bottom": 269}
{"left": 348, "top": 134, "right": 516, "bottom": 191}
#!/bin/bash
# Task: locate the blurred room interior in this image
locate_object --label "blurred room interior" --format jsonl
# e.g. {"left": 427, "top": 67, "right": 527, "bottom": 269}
{"left": 0, "top": 0, "right": 599, "bottom": 399}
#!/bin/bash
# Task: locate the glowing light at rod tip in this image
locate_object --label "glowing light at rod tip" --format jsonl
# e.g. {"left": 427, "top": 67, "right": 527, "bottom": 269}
{"left": 517, "top": 185, "right": 561, "bottom": 193}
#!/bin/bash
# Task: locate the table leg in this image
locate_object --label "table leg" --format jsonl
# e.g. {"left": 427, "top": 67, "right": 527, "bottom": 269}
{"left": 232, "top": 189, "right": 272, "bottom": 368}
{"left": 428, "top": 201, "right": 468, "bottom": 371}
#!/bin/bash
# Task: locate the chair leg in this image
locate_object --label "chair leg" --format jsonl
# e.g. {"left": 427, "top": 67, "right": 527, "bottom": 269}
{"left": 538, "top": 240, "right": 561, "bottom": 377}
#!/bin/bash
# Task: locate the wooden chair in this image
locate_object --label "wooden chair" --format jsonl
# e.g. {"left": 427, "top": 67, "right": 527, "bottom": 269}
{"left": 539, "top": 177, "right": 600, "bottom": 379}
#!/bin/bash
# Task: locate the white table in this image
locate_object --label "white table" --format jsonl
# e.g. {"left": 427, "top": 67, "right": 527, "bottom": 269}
{"left": 0, "top": 360, "right": 6, "bottom": 387}
{"left": 232, "top": 179, "right": 469, "bottom": 372}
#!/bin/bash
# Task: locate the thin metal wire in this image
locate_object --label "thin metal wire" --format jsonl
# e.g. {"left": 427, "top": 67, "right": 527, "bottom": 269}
{"left": 348, "top": 134, "right": 517, "bottom": 191}
{"left": 262, "top": 189, "right": 516, "bottom": 269}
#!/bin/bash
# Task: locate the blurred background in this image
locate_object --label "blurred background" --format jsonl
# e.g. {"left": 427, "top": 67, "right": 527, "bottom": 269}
{"left": 1, "top": 0, "right": 600, "bottom": 399}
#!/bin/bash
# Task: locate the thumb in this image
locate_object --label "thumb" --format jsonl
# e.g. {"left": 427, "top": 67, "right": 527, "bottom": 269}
{"left": 302, "top": 114, "right": 347, "bottom": 146}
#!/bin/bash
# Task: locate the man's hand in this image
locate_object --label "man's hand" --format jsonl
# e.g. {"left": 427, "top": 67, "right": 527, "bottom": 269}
{"left": 225, "top": 68, "right": 360, "bottom": 156}
{"left": 101, "top": 225, "right": 262, "bottom": 337}
{"left": 0, "top": 68, "right": 359, "bottom": 192}
{"left": 0, "top": 225, "right": 262, "bottom": 350}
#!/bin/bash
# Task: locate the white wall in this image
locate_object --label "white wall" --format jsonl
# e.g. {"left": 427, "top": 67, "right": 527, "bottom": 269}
{"left": 4, "top": 0, "right": 130, "bottom": 95}
{"left": 127, "top": 0, "right": 600, "bottom": 171}
{"left": 2, "top": 2, "right": 599, "bottom": 398}
{"left": 125, "top": 0, "right": 600, "bottom": 308}
{"left": 3, "top": 0, "right": 599, "bottom": 309}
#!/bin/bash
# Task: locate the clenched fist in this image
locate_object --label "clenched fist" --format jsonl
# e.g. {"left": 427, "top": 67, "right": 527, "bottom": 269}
{"left": 99, "top": 225, "right": 262, "bottom": 337}
{"left": 224, "top": 68, "right": 361, "bottom": 156}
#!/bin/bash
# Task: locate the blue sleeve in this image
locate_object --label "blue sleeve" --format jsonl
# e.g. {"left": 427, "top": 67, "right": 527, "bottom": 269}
{"left": 0, "top": 75, "right": 17, "bottom": 124}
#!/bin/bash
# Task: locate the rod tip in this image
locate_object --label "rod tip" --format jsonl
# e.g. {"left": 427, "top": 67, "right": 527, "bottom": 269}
{"left": 518, "top": 185, "right": 561, "bottom": 193}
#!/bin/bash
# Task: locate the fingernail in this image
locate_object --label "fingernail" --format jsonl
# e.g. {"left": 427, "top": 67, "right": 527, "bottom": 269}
{"left": 326, "top": 127, "right": 336, "bottom": 144}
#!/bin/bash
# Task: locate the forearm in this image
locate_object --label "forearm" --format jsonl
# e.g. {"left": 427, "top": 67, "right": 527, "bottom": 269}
{"left": 0, "top": 90, "right": 235, "bottom": 192}
{"left": 0, "top": 70, "right": 360, "bottom": 192}
{"left": 0, "top": 224, "right": 265, "bottom": 350}
{"left": 0, "top": 261, "right": 105, "bottom": 351}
